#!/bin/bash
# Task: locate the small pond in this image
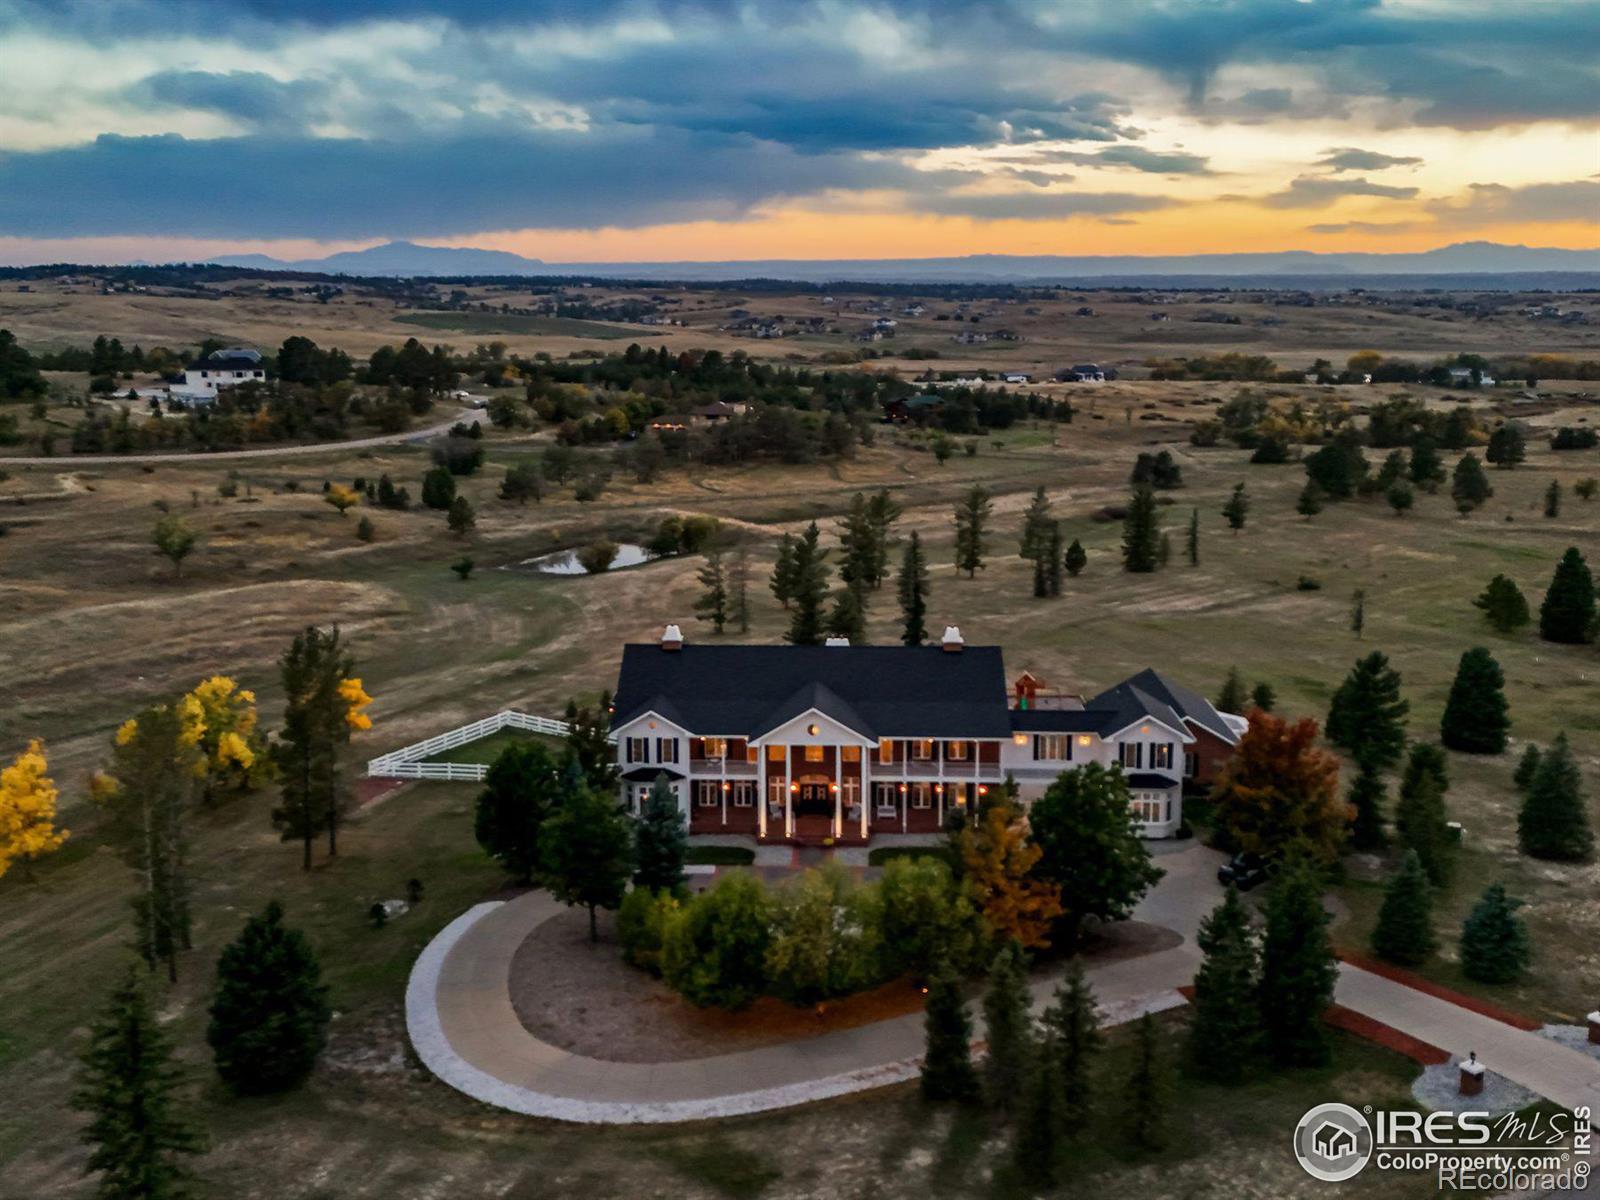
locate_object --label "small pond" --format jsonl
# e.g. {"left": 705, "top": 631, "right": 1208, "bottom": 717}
{"left": 509, "top": 542, "right": 652, "bottom": 575}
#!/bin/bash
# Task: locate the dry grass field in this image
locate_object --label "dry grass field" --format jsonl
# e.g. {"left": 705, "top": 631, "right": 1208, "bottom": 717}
{"left": 1, "top": 287, "right": 1598, "bottom": 1198}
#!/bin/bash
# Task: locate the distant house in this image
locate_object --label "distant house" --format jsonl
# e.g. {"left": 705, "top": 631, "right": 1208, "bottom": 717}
{"left": 1447, "top": 367, "right": 1496, "bottom": 387}
{"left": 883, "top": 393, "right": 945, "bottom": 422}
{"left": 902, "top": 303, "right": 926, "bottom": 317}
{"left": 648, "top": 401, "right": 746, "bottom": 432}
{"left": 1001, "top": 372, "right": 1031, "bottom": 384}
{"left": 953, "top": 330, "right": 989, "bottom": 345}
{"left": 1057, "top": 363, "right": 1108, "bottom": 383}
{"left": 169, "top": 347, "right": 265, "bottom": 404}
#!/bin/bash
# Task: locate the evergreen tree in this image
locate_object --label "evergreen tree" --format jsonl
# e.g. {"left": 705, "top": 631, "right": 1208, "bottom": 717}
{"left": 953, "top": 485, "right": 992, "bottom": 577}
{"left": 1031, "top": 543, "right": 1048, "bottom": 598}
{"left": 1326, "top": 651, "right": 1408, "bottom": 768}
{"left": 1215, "top": 667, "right": 1246, "bottom": 714}
{"left": 1064, "top": 537, "right": 1086, "bottom": 576}
{"left": 1222, "top": 481, "right": 1250, "bottom": 532}
{"left": 1474, "top": 574, "right": 1530, "bottom": 633}
{"left": 1347, "top": 758, "right": 1388, "bottom": 851}
{"left": 446, "top": 494, "right": 476, "bottom": 536}
{"left": 864, "top": 488, "right": 902, "bottom": 588}
{"left": 896, "top": 530, "right": 929, "bottom": 646}
{"left": 1518, "top": 733, "right": 1594, "bottom": 861}
{"left": 728, "top": 543, "right": 751, "bottom": 633}
{"left": 694, "top": 551, "right": 729, "bottom": 634}
{"left": 1440, "top": 647, "right": 1510, "bottom": 753}
{"left": 1350, "top": 588, "right": 1366, "bottom": 638}
{"left": 981, "top": 941, "right": 1032, "bottom": 1112}
{"left": 1459, "top": 884, "right": 1533, "bottom": 984}
{"left": 1451, "top": 453, "right": 1493, "bottom": 513}
{"left": 1187, "top": 886, "right": 1259, "bottom": 1083}
{"left": 633, "top": 774, "right": 687, "bottom": 894}
{"left": 206, "top": 901, "right": 331, "bottom": 1094}
{"left": 474, "top": 741, "right": 563, "bottom": 883}
{"left": 785, "top": 522, "right": 830, "bottom": 645}
{"left": 1538, "top": 547, "right": 1596, "bottom": 644}
{"left": 1409, "top": 437, "right": 1445, "bottom": 491}
{"left": 1018, "top": 485, "right": 1052, "bottom": 560}
{"left": 1370, "top": 851, "right": 1437, "bottom": 966}
{"left": 1257, "top": 856, "right": 1337, "bottom": 1067}
{"left": 1395, "top": 750, "right": 1453, "bottom": 887}
{"left": 837, "top": 492, "right": 877, "bottom": 592}
{"left": 769, "top": 533, "right": 798, "bottom": 609}
{"left": 1186, "top": 506, "right": 1200, "bottom": 564}
{"left": 420, "top": 465, "right": 456, "bottom": 510}
{"left": 1486, "top": 423, "right": 1525, "bottom": 468}
{"left": 563, "top": 694, "right": 620, "bottom": 792}
{"left": 1122, "top": 484, "right": 1160, "bottom": 572}
{"left": 826, "top": 586, "right": 867, "bottom": 643}
{"left": 920, "top": 963, "right": 979, "bottom": 1102}
{"left": 71, "top": 967, "right": 204, "bottom": 1200}
{"left": 1250, "top": 681, "right": 1276, "bottom": 712}
{"left": 273, "top": 626, "right": 356, "bottom": 871}
{"left": 540, "top": 786, "right": 634, "bottom": 941}
{"left": 1544, "top": 479, "right": 1562, "bottom": 519}
{"left": 1122, "top": 1013, "right": 1167, "bottom": 1151}
{"left": 1512, "top": 744, "right": 1541, "bottom": 793}
{"left": 1297, "top": 481, "right": 1324, "bottom": 518}
{"left": 1386, "top": 481, "right": 1414, "bottom": 516}
{"left": 1041, "top": 963, "right": 1101, "bottom": 1131}
{"left": 1044, "top": 522, "right": 1063, "bottom": 596}
{"left": 1013, "top": 1034, "right": 1064, "bottom": 1189}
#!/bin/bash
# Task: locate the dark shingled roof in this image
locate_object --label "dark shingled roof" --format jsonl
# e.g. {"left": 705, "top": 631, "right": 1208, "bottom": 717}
{"left": 613, "top": 643, "right": 1011, "bottom": 739}
{"left": 621, "top": 765, "right": 684, "bottom": 783}
{"left": 1091, "top": 667, "right": 1239, "bottom": 744}
{"left": 1008, "top": 708, "right": 1118, "bottom": 734}
{"left": 187, "top": 355, "right": 264, "bottom": 373}
{"left": 1126, "top": 771, "right": 1181, "bottom": 789}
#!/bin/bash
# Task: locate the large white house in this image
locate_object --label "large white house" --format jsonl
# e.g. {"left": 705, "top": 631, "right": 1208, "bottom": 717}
{"left": 609, "top": 626, "right": 1245, "bottom": 845}
{"left": 169, "top": 347, "right": 266, "bottom": 404}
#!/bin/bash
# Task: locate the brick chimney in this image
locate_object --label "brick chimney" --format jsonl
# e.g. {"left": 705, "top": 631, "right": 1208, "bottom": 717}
{"left": 941, "top": 625, "right": 964, "bottom": 653}
{"left": 660, "top": 624, "right": 683, "bottom": 651}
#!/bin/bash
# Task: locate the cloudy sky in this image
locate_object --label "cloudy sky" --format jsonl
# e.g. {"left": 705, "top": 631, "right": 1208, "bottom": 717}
{"left": 0, "top": 0, "right": 1595, "bottom": 264}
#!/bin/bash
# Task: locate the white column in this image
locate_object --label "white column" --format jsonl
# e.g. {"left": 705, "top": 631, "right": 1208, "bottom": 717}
{"left": 784, "top": 748, "right": 793, "bottom": 838}
{"left": 757, "top": 742, "right": 768, "bottom": 839}
{"left": 833, "top": 748, "right": 842, "bottom": 838}
{"left": 859, "top": 745, "right": 870, "bottom": 840}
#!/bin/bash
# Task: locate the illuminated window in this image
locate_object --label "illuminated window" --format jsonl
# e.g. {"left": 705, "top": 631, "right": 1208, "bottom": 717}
{"left": 911, "top": 739, "right": 935, "bottom": 761}
{"left": 946, "top": 741, "right": 969, "bottom": 761}
{"left": 626, "top": 737, "right": 648, "bottom": 763}
{"left": 1150, "top": 742, "right": 1173, "bottom": 769}
{"left": 842, "top": 745, "right": 861, "bottom": 763}
{"left": 804, "top": 745, "right": 825, "bottom": 763}
{"left": 656, "top": 738, "right": 679, "bottom": 764}
{"left": 767, "top": 745, "right": 786, "bottom": 762}
{"left": 703, "top": 737, "right": 727, "bottom": 760}
{"left": 878, "top": 738, "right": 894, "bottom": 763}
{"left": 1032, "top": 734, "right": 1070, "bottom": 761}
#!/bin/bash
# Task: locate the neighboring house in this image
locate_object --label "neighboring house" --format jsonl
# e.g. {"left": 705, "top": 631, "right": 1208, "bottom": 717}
{"left": 1058, "top": 363, "right": 1107, "bottom": 383}
{"left": 1447, "top": 367, "right": 1496, "bottom": 387}
{"left": 170, "top": 347, "right": 266, "bottom": 404}
{"left": 883, "top": 393, "right": 945, "bottom": 422}
{"left": 1001, "top": 371, "right": 1031, "bottom": 384}
{"left": 609, "top": 627, "right": 1243, "bottom": 845}
{"left": 648, "top": 400, "right": 747, "bottom": 432}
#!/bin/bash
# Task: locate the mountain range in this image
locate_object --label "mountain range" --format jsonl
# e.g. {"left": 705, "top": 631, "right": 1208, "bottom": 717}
{"left": 210, "top": 239, "right": 1600, "bottom": 284}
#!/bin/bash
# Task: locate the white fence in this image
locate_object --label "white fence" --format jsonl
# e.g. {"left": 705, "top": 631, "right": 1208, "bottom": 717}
{"left": 366, "top": 710, "right": 590, "bottom": 781}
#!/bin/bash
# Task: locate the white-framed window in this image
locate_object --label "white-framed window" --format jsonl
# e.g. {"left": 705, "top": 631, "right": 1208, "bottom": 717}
{"left": 626, "top": 737, "right": 649, "bottom": 763}
{"left": 656, "top": 738, "right": 679, "bottom": 764}
{"left": 1150, "top": 742, "right": 1174, "bottom": 770}
{"left": 946, "top": 740, "right": 969, "bottom": 761}
{"left": 911, "top": 739, "right": 935, "bottom": 761}
{"left": 842, "top": 745, "right": 861, "bottom": 763}
{"left": 1183, "top": 752, "right": 1197, "bottom": 778}
{"left": 632, "top": 784, "right": 653, "bottom": 812}
{"left": 696, "top": 781, "right": 719, "bottom": 807}
{"left": 910, "top": 782, "right": 932, "bottom": 809}
{"left": 1120, "top": 742, "right": 1144, "bottom": 769}
{"left": 1131, "top": 793, "right": 1167, "bottom": 823}
{"left": 878, "top": 738, "right": 894, "bottom": 764}
{"left": 768, "top": 779, "right": 786, "bottom": 808}
{"left": 702, "top": 737, "right": 727, "bottom": 759}
{"left": 842, "top": 778, "right": 860, "bottom": 809}
{"left": 804, "top": 744, "right": 824, "bottom": 763}
{"left": 874, "top": 782, "right": 898, "bottom": 815}
{"left": 1033, "top": 734, "right": 1071, "bottom": 761}
{"left": 732, "top": 781, "right": 755, "bottom": 807}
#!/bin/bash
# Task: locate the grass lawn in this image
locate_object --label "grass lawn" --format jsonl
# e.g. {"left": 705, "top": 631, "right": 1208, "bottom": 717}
{"left": 396, "top": 312, "right": 654, "bottom": 339}
{"left": 686, "top": 845, "right": 757, "bottom": 866}
{"left": 421, "top": 727, "right": 566, "bottom": 766}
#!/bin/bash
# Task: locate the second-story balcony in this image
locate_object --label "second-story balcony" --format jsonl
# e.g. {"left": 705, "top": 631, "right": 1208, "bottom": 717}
{"left": 689, "top": 757, "right": 758, "bottom": 777}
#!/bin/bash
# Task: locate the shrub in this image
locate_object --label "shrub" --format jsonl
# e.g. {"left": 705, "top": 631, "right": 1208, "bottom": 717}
{"left": 618, "top": 887, "right": 680, "bottom": 976}
{"left": 661, "top": 873, "right": 773, "bottom": 1009}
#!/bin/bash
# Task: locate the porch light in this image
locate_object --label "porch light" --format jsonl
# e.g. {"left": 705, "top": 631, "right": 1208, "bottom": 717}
{"left": 722, "top": 782, "right": 730, "bottom": 791}
{"left": 899, "top": 784, "right": 906, "bottom": 792}
{"left": 790, "top": 782, "right": 799, "bottom": 792}
{"left": 829, "top": 783, "right": 838, "bottom": 792}
{"left": 1012, "top": 733, "right": 1028, "bottom": 746}
{"left": 978, "top": 785, "right": 988, "bottom": 796}
{"left": 1078, "top": 735, "right": 1092, "bottom": 746}
{"left": 1140, "top": 724, "right": 1150, "bottom": 733}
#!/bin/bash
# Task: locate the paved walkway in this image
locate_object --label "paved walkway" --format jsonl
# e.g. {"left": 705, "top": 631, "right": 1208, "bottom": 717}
{"left": 406, "top": 844, "right": 1600, "bottom": 1124}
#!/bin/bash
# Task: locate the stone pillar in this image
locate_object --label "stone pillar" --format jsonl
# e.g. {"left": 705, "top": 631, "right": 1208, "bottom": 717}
{"left": 1459, "top": 1053, "right": 1485, "bottom": 1097}
{"left": 1587, "top": 1011, "right": 1600, "bottom": 1045}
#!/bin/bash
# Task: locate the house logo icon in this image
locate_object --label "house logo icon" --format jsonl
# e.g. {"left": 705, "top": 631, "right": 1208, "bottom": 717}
{"left": 1294, "top": 1103, "right": 1373, "bottom": 1182}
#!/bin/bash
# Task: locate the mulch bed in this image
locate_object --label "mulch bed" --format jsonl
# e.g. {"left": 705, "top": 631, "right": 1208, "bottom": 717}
{"left": 1175, "top": 985, "right": 1451, "bottom": 1065}
{"left": 509, "top": 910, "right": 1181, "bottom": 1064}
{"left": 354, "top": 777, "right": 409, "bottom": 811}
{"left": 1337, "top": 950, "right": 1543, "bottom": 1031}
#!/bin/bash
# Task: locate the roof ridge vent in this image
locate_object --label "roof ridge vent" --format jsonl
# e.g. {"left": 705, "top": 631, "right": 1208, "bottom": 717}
{"left": 660, "top": 623, "right": 683, "bottom": 651}
{"left": 941, "top": 625, "right": 964, "bottom": 652}
{"left": 824, "top": 636, "right": 850, "bottom": 647}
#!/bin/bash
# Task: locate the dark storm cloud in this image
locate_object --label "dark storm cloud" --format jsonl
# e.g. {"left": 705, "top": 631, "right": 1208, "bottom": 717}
{"left": 1315, "top": 147, "right": 1423, "bottom": 172}
{"left": 1259, "top": 175, "right": 1421, "bottom": 209}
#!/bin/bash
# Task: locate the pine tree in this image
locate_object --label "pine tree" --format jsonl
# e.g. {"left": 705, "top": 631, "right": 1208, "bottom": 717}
{"left": 1370, "top": 850, "right": 1437, "bottom": 966}
{"left": 864, "top": 488, "right": 902, "bottom": 588}
{"left": 1064, "top": 537, "right": 1087, "bottom": 576}
{"left": 1041, "top": 963, "right": 1101, "bottom": 1131}
{"left": 693, "top": 551, "right": 729, "bottom": 633}
{"left": 837, "top": 492, "right": 878, "bottom": 591}
{"left": 1386, "top": 481, "right": 1414, "bottom": 516}
{"left": 1019, "top": 485, "right": 1052, "bottom": 560}
{"left": 1459, "top": 884, "right": 1533, "bottom": 984}
{"left": 953, "top": 485, "right": 991, "bottom": 577}
{"left": 920, "top": 964, "right": 979, "bottom": 1102}
{"left": 446, "top": 494, "right": 475, "bottom": 536}
{"left": 1122, "top": 484, "right": 1160, "bottom": 572}
{"left": 1122, "top": 1013, "right": 1167, "bottom": 1151}
{"left": 1045, "top": 522, "right": 1063, "bottom": 596}
{"left": 1297, "top": 481, "right": 1324, "bottom": 518}
{"left": 1186, "top": 506, "right": 1200, "bottom": 563}
{"left": 1350, "top": 588, "right": 1366, "bottom": 638}
{"left": 1474, "top": 574, "right": 1530, "bottom": 633}
{"left": 826, "top": 586, "right": 867, "bottom": 643}
{"left": 981, "top": 941, "right": 1032, "bottom": 1112}
{"left": 1513, "top": 744, "right": 1541, "bottom": 793}
{"left": 1031, "top": 544, "right": 1048, "bottom": 598}
{"left": 1257, "top": 856, "right": 1337, "bottom": 1067}
{"left": 72, "top": 966, "right": 204, "bottom": 1200}
{"left": 728, "top": 543, "right": 751, "bottom": 633}
{"left": 785, "top": 522, "right": 830, "bottom": 646}
{"left": 1544, "top": 479, "right": 1562, "bottom": 518}
{"left": 770, "top": 533, "right": 798, "bottom": 609}
{"left": 272, "top": 626, "right": 357, "bottom": 870}
{"left": 897, "top": 530, "right": 930, "bottom": 646}
{"left": 1395, "top": 749, "right": 1453, "bottom": 887}
{"left": 1187, "top": 886, "right": 1258, "bottom": 1083}
{"left": 1250, "top": 681, "right": 1276, "bottom": 712}
{"left": 206, "top": 900, "right": 331, "bottom": 1094}
{"left": 1486, "top": 423, "right": 1525, "bottom": 468}
{"left": 1326, "top": 651, "right": 1408, "bottom": 768}
{"left": 1451, "top": 453, "right": 1493, "bottom": 514}
{"left": 1518, "top": 733, "right": 1594, "bottom": 861}
{"left": 1347, "top": 758, "right": 1388, "bottom": 851}
{"left": 473, "top": 741, "right": 562, "bottom": 883}
{"left": 633, "top": 774, "right": 687, "bottom": 893}
{"left": 1013, "top": 1034, "right": 1064, "bottom": 1188}
{"left": 1538, "top": 547, "right": 1596, "bottom": 644}
{"left": 1215, "top": 667, "right": 1247, "bottom": 714}
{"left": 1222, "top": 481, "right": 1250, "bottom": 533}
{"left": 1409, "top": 437, "right": 1445, "bottom": 491}
{"left": 1440, "top": 647, "right": 1510, "bottom": 753}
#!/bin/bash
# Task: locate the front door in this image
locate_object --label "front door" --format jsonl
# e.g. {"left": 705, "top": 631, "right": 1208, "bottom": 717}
{"left": 797, "top": 782, "right": 831, "bottom": 816}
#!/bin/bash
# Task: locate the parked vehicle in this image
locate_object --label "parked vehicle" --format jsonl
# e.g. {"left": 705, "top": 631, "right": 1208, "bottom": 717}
{"left": 1217, "top": 852, "right": 1270, "bottom": 891}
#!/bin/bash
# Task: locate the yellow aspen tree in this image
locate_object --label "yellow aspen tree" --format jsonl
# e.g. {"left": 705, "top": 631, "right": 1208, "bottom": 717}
{"left": 958, "top": 801, "right": 1063, "bottom": 949}
{"left": 179, "top": 675, "right": 269, "bottom": 804}
{"left": 338, "top": 678, "right": 374, "bottom": 731}
{"left": 0, "top": 739, "right": 68, "bottom": 879}
{"left": 324, "top": 484, "right": 361, "bottom": 517}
